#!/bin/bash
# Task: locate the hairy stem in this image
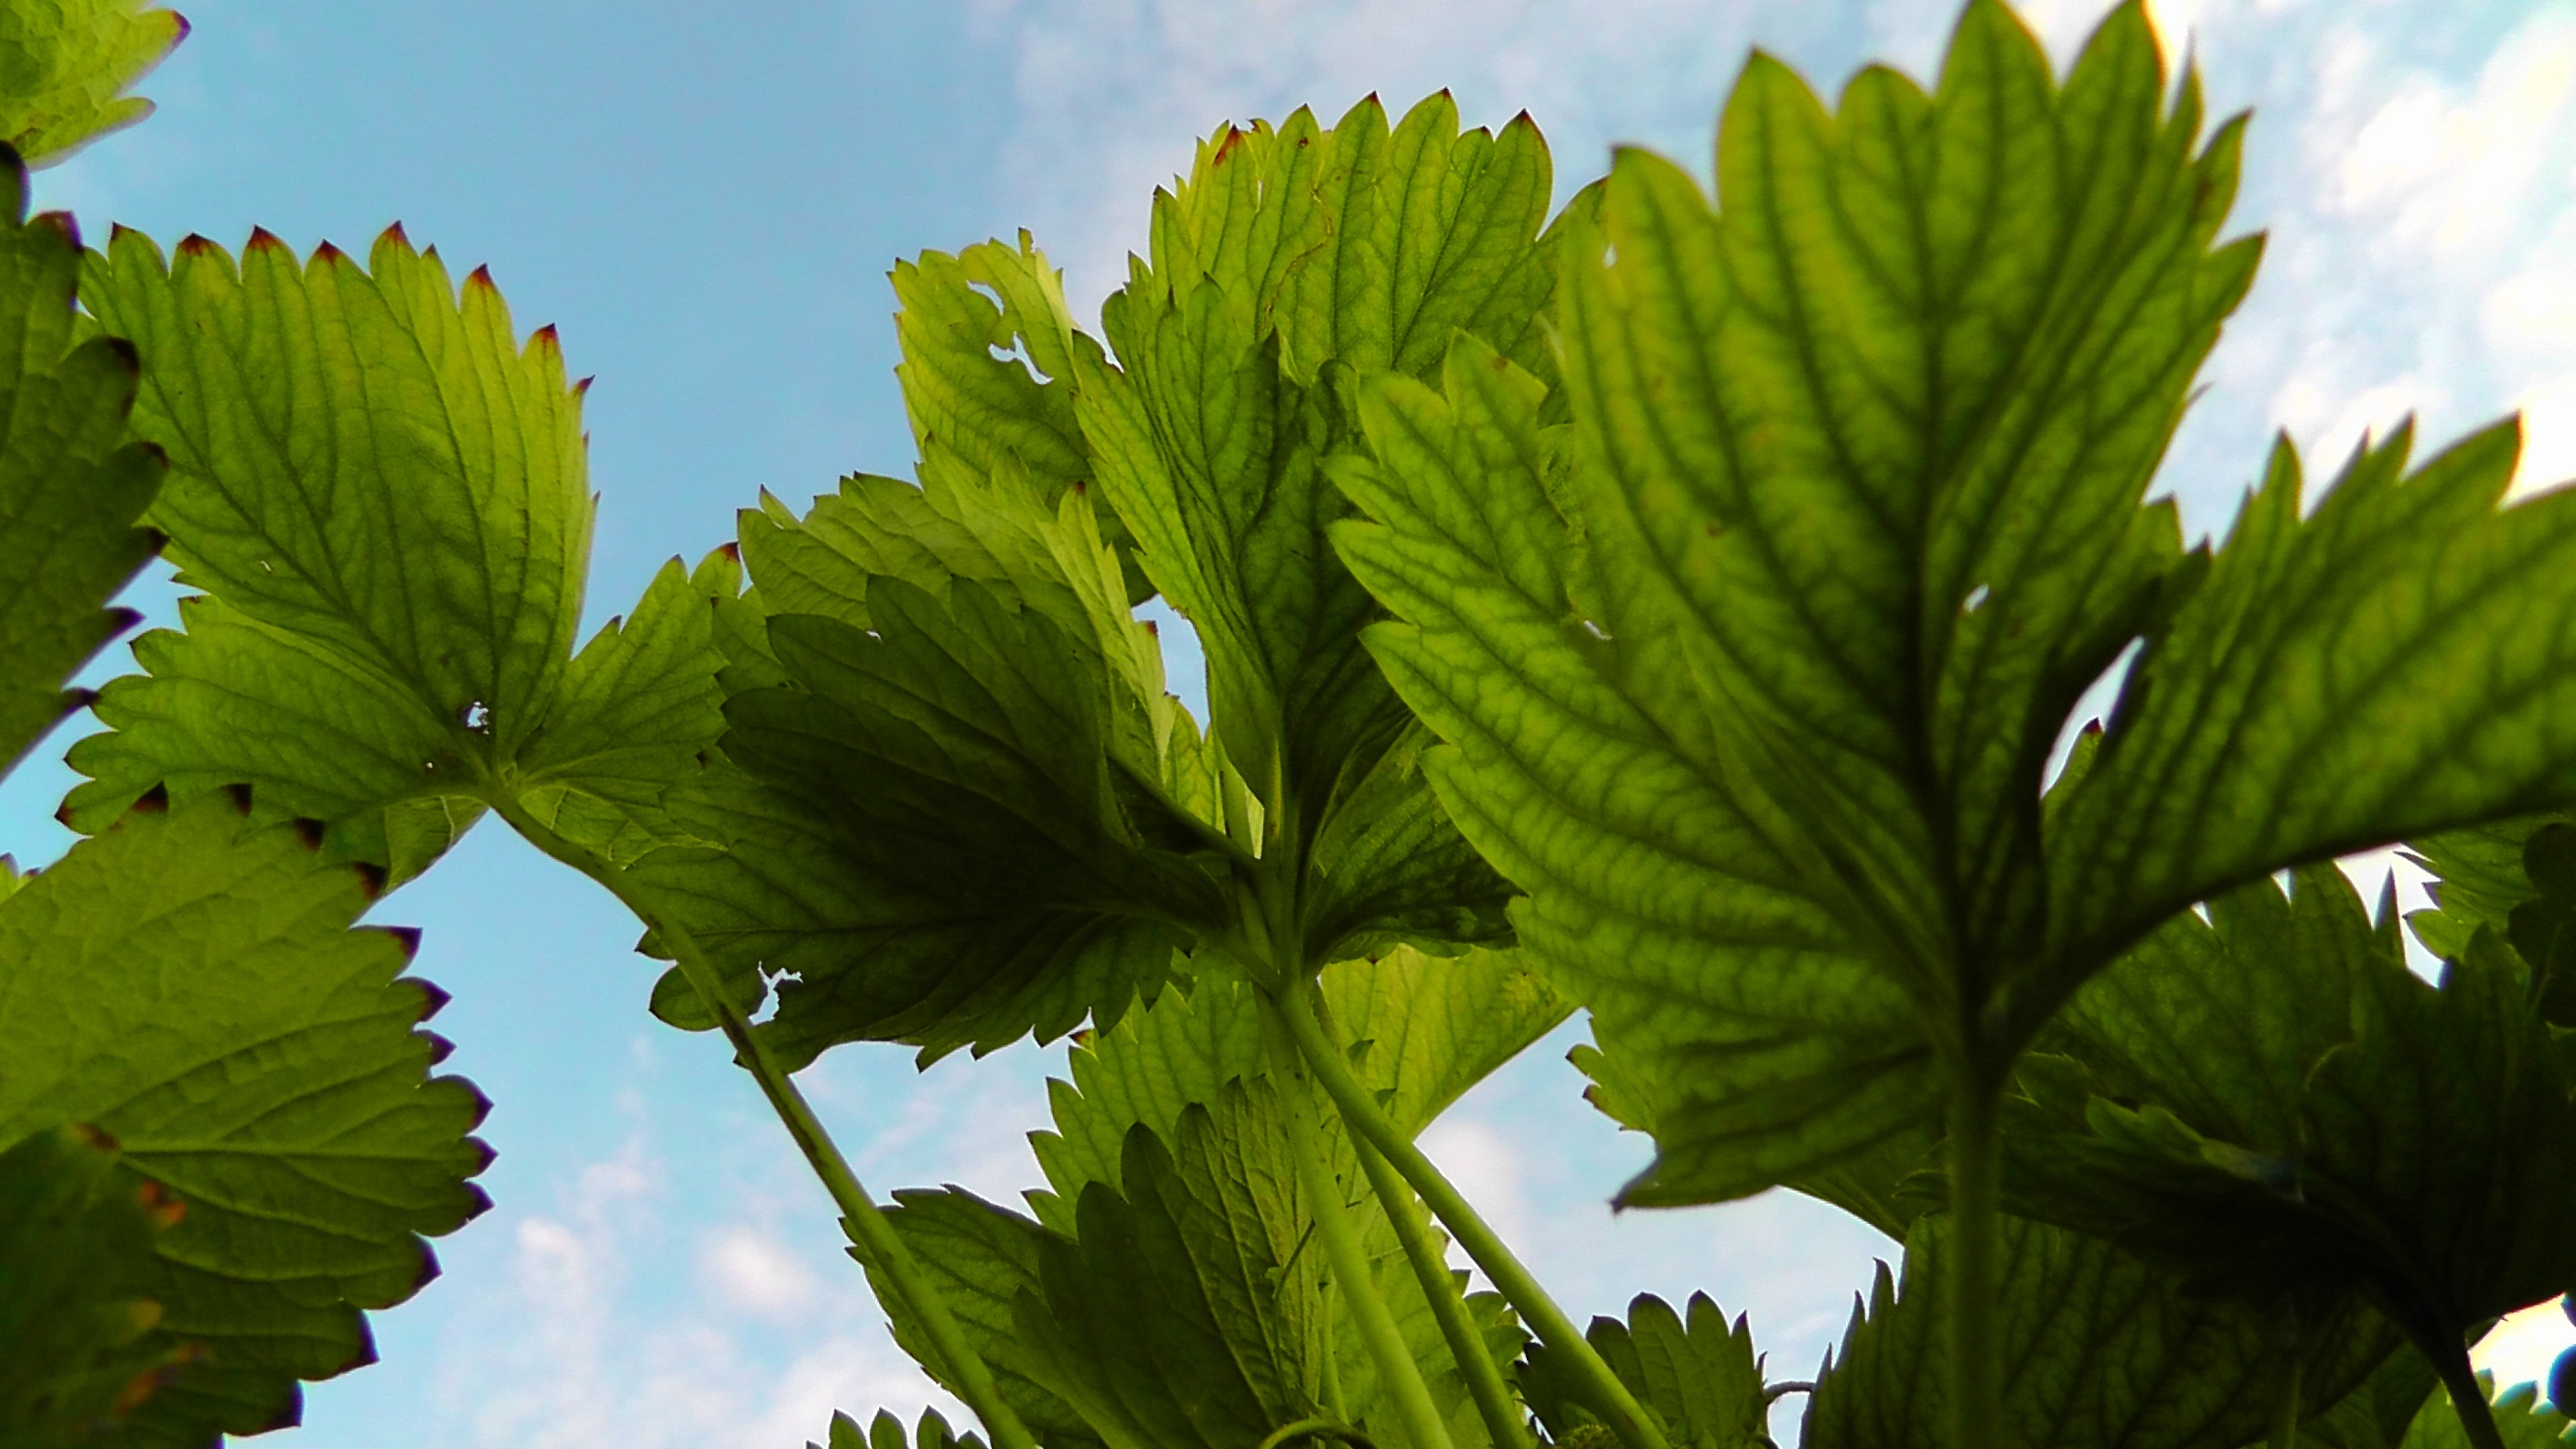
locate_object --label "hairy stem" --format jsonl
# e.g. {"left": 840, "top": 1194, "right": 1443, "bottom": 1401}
{"left": 2431, "top": 1341, "right": 2508, "bottom": 1449}
{"left": 1948, "top": 1087, "right": 2002, "bottom": 1449}
{"left": 1271, "top": 985, "right": 1669, "bottom": 1449}
{"left": 1279, "top": 1057, "right": 1457, "bottom": 1449}
{"left": 1349, "top": 1126, "right": 1533, "bottom": 1449}
{"left": 489, "top": 793, "right": 1039, "bottom": 1449}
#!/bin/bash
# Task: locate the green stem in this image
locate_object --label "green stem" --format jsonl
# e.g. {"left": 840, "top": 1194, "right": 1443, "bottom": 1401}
{"left": 1278, "top": 1059, "right": 1456, "bottom": 1449}
{"left": 1948, "top": 1087, "right": 2002, "bottom": 1449}
{"left": 1271, "top": 986, "right": 1669, "bottom": 1449}
{"left": 488, "top": 792, "right": 1040, "bottom": 1449}
{"left": 2431, "top": 1343, "right": 2508, "bottom": 1449}
{"left": 1349, "top": 1126, "right": 1533, "bottom": 1449}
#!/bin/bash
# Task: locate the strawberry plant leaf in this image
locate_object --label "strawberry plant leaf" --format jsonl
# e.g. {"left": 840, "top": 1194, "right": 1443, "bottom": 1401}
{"left": 0, "top": 0, "right": 185, "bottom": 166}
{"left": 2007, "top": 866, "right": 2576, "bottom": 1410}
{"left": 1518, "top": 1293, "right": 1766, "bottom": 1449}
{"left": 1799, "top": 1214, "right": 2399, "bottom": 1449}
{"left": 1335, "top": 0, "right": 2254, "bottom": 1201}
{"left": 0, "top": 1126, "right": 182, "bottom": 1449}
{"left": 0, "top": 150, "right": 161, "bottom": 774}
{"left": 66, "top": 225, "right": 738, "bottom": 886}
{"left": 1029, "top": 947, "right": 1565, "bottom": 1231}
{"left": 2398, "top": 1379, "right": 2571, "bottom": 1449}
{"left": 2045, "top": 421, "right": 2576, "bottom": 997}
{"left": 0, "top": 793, "right": 491, "bottom": 1441}
{"left": 809, "top": 1409, "right": 990, "bottom": 1449}
{"left": 2407, "top": 815, "right": 2576, "bottom": 1025}
{"left": 1333, "top": 331, "right": 1935, "bottom": 1205}
{"left": 1074, "top": 93, "right": 1555, "bottom": 824}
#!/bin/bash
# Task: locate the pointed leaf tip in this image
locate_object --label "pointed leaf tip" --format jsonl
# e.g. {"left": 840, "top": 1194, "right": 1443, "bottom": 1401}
{"left": 412, "top": 976, "right": 449, "bottom": 1018}
{"left": 353, "top": 860, "right": 388, "bottom": 899}
{"left": 380, "top": 220, "right": 410, "bottom": 248}
{"left": 132, "top": 783, "right": 169, "bottom": 814}
{"left": 174, "top": 233, "right": 219, "bottom": 258}
{"left": 382, "top": 924, "right": 424, "bottom": 960}
{"left": 423, "top": 1031, "right": 455, "bottom": 1066}
{"left": 245, "top": 226, "right": 285, "bottom": 252}
{"left": 466, "top": 263, "right": 497, "bottom": 292}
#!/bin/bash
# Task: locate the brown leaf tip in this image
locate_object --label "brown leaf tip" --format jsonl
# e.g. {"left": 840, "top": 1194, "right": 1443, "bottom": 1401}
{"left": 383, "top": 925, "right": 425, "bottom": 962}
{"left": 246, "top": 226, "right": 286, "bottom": 253}
{"left": 353, "top": 860, "right": 389, "bottom": 899}
{"left": 132, "top": 783, "right": 169, "bottom": 815}
{"left": 380, "top": 220, "right": 412, "bottom": 250}
{"left": 573, "top": 374, "right": 595, "bottom": 398}
{"left": 292, "top": 817, "right": 326, "bottom": 850}
{"left": 423, "top": 1030, "right": 456, "bottom": 1066}
{"left": 222, "top": 781, "right": 253, "bottom": 813}
{"left": 311, "top": 239, "right": 346, "bottom": 265}
{"left": 466, "top": 263, "right": 498, "bottom": 293}
{"left": 718, "top": 540, "right": 742, "bottom": 564}
{"left": 174, "top": 233, "right": 220, "bottom": 259}
{"left": 412, "top": 976, "right": 450, "bottom": 1019}
{"left": 33, "top": 209, "right": 81, "bottom": 250}
{"left": 71, "top": 1122, "right": 122, "bottom": 1153}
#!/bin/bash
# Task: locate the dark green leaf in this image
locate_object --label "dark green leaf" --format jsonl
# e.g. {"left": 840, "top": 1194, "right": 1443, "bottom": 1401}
{"left": 1519, "top": 1293, "right": 1765, "bottom": 1449}
{"left": 1800, "top": 1213, "right": 2398, "bottom": 1449}
{"left": 0, "top": 1126, "right": 180, "bottom": 1449}
{"left": 2010, "top": 866, "right": 2576, "bottom": 1390}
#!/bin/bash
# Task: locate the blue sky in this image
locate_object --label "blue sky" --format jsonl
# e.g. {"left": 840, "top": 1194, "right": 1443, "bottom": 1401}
{"left": 14, "top": 0, "right": 2576, "bottom": 1444}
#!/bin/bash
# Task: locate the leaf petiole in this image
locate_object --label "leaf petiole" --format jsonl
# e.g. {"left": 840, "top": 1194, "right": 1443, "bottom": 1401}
{"left": 1278, "top": 1055, "right": 1457, "bottom": 1449}
{"left": 1948, "top": 1085, "right": 2002, "bottom": 1449}
{"left": 1269, "top": 983, "right": 1670, "bottom": 1449}
{"left": 485, "top": 790, "right": 1041, "bottom": 1449}
{"left": 1348, "top": 1129, "right": 1534, "bottom": 1449}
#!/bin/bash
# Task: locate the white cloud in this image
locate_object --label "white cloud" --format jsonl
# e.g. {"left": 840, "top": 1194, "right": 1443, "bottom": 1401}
{"left": 702, "top": 1223, "right": 825, "bottom": 1320}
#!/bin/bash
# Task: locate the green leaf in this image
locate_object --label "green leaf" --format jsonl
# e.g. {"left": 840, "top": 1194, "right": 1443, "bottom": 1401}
{"left": 1028, "top": 947, "right": 1566, "bottom": 1233}
{"left": 808, "top": 1409, "right": 990, "bottom": 1449}
{"left": 2007, "top": 866, "right": 2576, "bottom": 1390}
{"left": 0, "top": 151, "right": 161, "bottom": 775}
{"left": 1334, "top": 331, "right": 1933, "bottom": 1206}
{"left": 1519, "top": 1293, "right": 1766, "bottom": 1449}
{"left": 2398, "top": 1379, "right": 2571, "bottom": 1449}
{"left": 513, "top": 545, "right": 741, "bottom": 860}
{"left": 1799, "top": 1213, "right": 2399, "bottom": 1449}
{"left": 2047, "top": 420, "right": 2576, "bottom": 986}
{"left": 0, "top": 1126, "right": 182, "bottom": 1449}
{"left": 0, "top": 0, "right": 185, "bottom": 166}
{"left": 2406, "top": 815, "right": 2576, "bottom": 1025}
{"left": 0, "top": 792, "right": 493, "bottom": 1440}
{"left": 1076, "top": 92, "right": 1558, "bottom": 829}
{"left": 62, "top": 224, "right": 711, "bottom": 887}
{"left": 868, "top": 1187, "right": 1105, "bottom": 1449}
{"left": 1035, "top": 1090, "right": 1330, "bottom": 1449}
{"left": 2296, "top": 1348, "right": 2439, "bottom": 1449}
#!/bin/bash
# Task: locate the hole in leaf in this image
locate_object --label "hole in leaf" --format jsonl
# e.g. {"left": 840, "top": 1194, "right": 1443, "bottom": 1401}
{"left": 462, "top": 700, "right": 490, "bottom": 732}
{"left": 1961, "top": 583, "right": 1991, "bottom": 614}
